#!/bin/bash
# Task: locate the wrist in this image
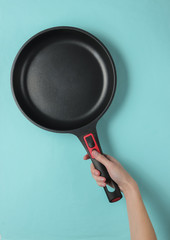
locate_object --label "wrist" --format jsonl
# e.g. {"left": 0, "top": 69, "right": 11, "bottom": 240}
{"left": 122, "top": 178, "right": 140, "bottom": 199}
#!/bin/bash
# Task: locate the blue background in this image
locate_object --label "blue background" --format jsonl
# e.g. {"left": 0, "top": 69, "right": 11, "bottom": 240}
{"left": 0, "top": 0, "right": 170, "bottom": 239}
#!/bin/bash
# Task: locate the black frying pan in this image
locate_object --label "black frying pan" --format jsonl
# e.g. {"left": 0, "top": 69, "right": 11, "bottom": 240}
{"left": 11, "top": 26, "right": 122, "bottom": 202}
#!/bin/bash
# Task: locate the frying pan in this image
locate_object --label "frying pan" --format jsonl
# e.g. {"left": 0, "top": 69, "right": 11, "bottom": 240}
{"left": 11, "top": 26, "right": 122, "bottom": 202}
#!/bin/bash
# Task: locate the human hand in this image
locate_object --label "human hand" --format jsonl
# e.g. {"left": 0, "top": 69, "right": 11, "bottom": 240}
{"left": 83, "top": 151, "right": 157, "bottom": 239}
{"left": 83, "top": 150, "right": 137, "bottom": 195}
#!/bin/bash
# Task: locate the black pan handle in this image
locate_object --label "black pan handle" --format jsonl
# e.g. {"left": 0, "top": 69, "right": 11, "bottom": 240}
{"left": 78, "top": 128, "right": 122, "bottom": 203}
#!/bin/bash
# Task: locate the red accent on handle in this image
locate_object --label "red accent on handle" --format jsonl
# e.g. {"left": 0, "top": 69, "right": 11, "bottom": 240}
{"left": 111, "top": 197, "right": 121, "bottom": 202}
{"left": 83, "top": 133, "right": 100, "bottom": 158}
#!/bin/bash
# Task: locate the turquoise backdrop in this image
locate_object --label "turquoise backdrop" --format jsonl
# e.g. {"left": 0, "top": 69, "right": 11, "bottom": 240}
{"left": 0, "top": 0, "right": 170, "bottom": 239}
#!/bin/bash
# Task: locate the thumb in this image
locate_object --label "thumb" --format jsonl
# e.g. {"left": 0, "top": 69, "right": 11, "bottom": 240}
{"left": 92, "top": 150, "right": 111, "bottom": 169}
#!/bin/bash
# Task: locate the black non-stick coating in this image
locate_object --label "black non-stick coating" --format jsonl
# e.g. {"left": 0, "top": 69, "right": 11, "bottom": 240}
{"left": 11, "top": 27, "right": 116, "bottom": 132}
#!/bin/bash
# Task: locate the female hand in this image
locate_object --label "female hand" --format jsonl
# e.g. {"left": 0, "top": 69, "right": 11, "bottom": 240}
{"left": 84, "top": 150, "right": 157, "bottom": 240}
{"left": 83, "top": 150, "right": 137, "bottom": 195}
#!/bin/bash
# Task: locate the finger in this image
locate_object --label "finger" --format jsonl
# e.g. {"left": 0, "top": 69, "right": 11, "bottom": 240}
{"left": 83, "top": 154, "right": 90, "bottom": 160}
{"left": 97, "top": 181, "right": 106, "bottom": 187}
{"left": 90, "top": 163, "right": 100, "bottom": 176}
{"left": 93, "top": 175, "right": 106, "bottom": 182}
{"left": 92, "top": 150, "right": 111, "bottom": 168}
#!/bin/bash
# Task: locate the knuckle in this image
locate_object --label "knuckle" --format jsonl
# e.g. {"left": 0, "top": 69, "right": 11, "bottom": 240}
{"left": 96, "top": 176, "right": 101, "bottom": 182}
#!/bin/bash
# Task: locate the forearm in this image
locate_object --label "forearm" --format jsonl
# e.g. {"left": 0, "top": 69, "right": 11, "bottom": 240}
{"left": 124, "top": 181, "right": 157, "bottom": 240}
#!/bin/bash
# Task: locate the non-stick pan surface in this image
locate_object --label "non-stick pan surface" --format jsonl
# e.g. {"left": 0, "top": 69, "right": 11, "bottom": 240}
{"left": 11, "top": 27, "right": 122, "bottom": 202}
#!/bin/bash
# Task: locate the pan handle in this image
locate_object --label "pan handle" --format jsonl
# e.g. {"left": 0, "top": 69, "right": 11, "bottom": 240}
{"left": 78, "top": 128, "right": 122, "bottom": 203}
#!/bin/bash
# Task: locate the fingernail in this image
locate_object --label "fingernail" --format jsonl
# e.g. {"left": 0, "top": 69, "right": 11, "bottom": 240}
{"left": 92, "top": 150, "right": 99, "bottom": 157}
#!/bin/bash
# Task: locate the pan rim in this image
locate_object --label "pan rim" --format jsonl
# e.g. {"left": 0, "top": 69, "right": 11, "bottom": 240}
{"left": 10, "top": 26, "right": 117, "bottom": 133}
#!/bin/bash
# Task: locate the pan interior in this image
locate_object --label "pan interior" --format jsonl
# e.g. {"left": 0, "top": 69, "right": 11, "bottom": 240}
{"left": 12, "top": 29, "right": 115, "bottom": 131}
